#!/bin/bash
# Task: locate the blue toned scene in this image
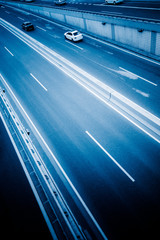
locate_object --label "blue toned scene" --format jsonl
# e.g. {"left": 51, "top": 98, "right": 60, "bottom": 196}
{"left": 0, "top": 0, "right": 160, "bottom": 240}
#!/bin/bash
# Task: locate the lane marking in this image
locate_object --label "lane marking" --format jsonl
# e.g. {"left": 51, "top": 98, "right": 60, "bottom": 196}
{"left": 30, "top": 73, "right": 48, "bottom": 91}
{"left": 82, "top": 33, "right": 160, "bottom": 67}
{"left": 0, "top": 73, "right": 108, "bottom": 240}
{"left": 101, "top": 11, "right": 123, "bottom": 15}
{"left": 4, "top": 46, "right": 14, "bottom": 56}
{"left": 94, "top": 3, "right": 160, "bottom": 10}
{"left": 17, "top": 16, "right": 25, "bottom": 21}
{"left": 132, "top": 88, "right": 150, "bottom": 98}
{"left": 36, "top": 26, "right": 47, "bottom": 32}
{"left": 119, "top": 67, "right": 157, "bottom": 86}
{"left": 65, "top": 40, "right": 83, "bottom": 50}
{"left": 105, "top": 51, "right": 113, "bottom": 55}
{"left": 86, "top": 131, "right": 135, "bottom": 182}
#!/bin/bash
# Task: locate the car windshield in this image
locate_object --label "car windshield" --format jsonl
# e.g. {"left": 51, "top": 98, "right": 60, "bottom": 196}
{"left": 73, "top": 31, "right": 80, "bottom": 36}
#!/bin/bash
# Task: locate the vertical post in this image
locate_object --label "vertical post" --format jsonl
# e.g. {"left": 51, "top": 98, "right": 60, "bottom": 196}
{"left": 150, "top": 31, "right": 156, "bottom": 55}
{"left": 111, "top": 23, "right": 115, "bottom": 41}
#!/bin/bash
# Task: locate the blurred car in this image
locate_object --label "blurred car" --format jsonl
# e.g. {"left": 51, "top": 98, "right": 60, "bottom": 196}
{"left": 22, "top": 22, "right": 34, "bottom": 31}
{"left": 64, "top": 30, "right": 83, "bottom": 42}
{"left": 105, "top": 0, "right": 123, "bottom": 4}
{"left": 55, "top": 0, "right": 66, "bottom": 5}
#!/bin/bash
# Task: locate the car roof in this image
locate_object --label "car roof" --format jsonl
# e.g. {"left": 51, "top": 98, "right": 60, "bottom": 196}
{"left": 23, "top": 21, "right": 32, "bottom": 24}
{"left": 72, "top": 30, "right": 78, "bottom": 33}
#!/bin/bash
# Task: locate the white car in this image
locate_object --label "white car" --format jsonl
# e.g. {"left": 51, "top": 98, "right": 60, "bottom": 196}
{"left": 105, "top": 0, "right": 123, "bottom": 4}
{"left": 64, "top": 30, "right": 83, "bottom": 42}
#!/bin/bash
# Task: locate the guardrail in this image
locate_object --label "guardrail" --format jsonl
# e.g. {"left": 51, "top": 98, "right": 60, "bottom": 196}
{"left": 0, "top": 83, "right": 87, "bottom": 240}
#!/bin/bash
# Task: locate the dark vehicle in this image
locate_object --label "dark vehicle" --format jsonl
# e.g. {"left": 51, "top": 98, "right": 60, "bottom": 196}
{"left": 22, "top": 22, "right": 34, "bottom": 31}
{"left": 55, "top": 0, "right": 66, "bottom": 5}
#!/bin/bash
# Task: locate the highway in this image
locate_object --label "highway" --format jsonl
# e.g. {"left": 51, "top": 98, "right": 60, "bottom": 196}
{"left": 0, "top": 4, "right": 160, "bottom": 240}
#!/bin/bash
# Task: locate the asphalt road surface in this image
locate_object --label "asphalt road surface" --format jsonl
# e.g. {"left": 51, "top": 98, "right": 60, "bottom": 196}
{"left": 0, "top": 4, "right": 160, "bottom": 240}
{"left": 33, "top": 0, "right": 160, "bottom": 22}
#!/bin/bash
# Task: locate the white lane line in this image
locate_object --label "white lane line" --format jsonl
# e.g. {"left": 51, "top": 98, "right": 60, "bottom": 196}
{"left": 17, "top": 17, "right": 25, "bottom": 21}
{"left": 36, "top": 26, "right": 46, "bottom": 32}
{"left": 65, "top": 40, "right": 83, "bottom": 50}
{"left": 105, "top": 51, "right": 113, "bottom": 55}
{"left": 86, "top": 131, "right": 135, "bottom": 182}
{"left": 30, "top": 73, "right": 48, "bottom": 91}
{"left": 101, "top": 11, "right": 123, "bottom": 15}
{"left": 0, "top": 73, "right": 108, "bottom": 240}
{"left": 119, "top": 67, "right": 157, "bottom": 86}
{"left": 4, "top": 46, "right": 14, "bottom": 56}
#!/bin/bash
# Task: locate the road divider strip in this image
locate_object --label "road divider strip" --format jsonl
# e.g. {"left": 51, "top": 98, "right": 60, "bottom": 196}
{"left": 0, "top": 17, "right": 160, "bottom": 144}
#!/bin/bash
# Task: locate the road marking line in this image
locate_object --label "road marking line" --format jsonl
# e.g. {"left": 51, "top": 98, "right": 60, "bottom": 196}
{"left": 94, "top": 3, "right": 160, "bottom": 10}
{"left": 119, "top": 67, "right": 157, "bottom": 86}
{"left": 0, "top": 73, "right": 108, "bottom": 240}
{"left": 4, "top": 46, "right": 14, "bottom": 56}
{"left": 30, "top": 73, "right": 48, "bottom": 91}
{"left": 36, "top": 26, "right": 46, "bottom": 32}
{"left": 65, "top": 40, "right": 83, "bottom": 50}
{"left": 101, "top": 11, "right": 123, "bottom": 15}
{"left": 86, "top": 131, "right": 135, "bottom": 182}
{"left": 106, "top": 51, "right": 113, "bottom": 55}
{"left": 17, "top": 17, "right": 24, "bottom": 21}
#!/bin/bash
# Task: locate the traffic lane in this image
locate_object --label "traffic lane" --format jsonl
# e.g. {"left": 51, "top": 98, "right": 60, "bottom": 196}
{"left": 1, "top": 7, "right": 160, "bottom": 119}
{"left": 30, "top": 1, "right": 160, "bottom": 21}
{"left": 1, "top": 26, "right": 160, "bottom": 239}
{"left": 35, "top": 0, "right": 160, "bottom": 9}
{"left": 26, "top": 30, "right": 160, "bottom": 118}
